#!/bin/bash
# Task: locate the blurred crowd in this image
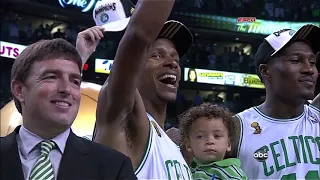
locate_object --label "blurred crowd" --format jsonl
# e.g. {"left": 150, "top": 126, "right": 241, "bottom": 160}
{"left": 174, "top": 0, "right": 319, "bottom": 22}
{"left": 2, "top": 0, "right": 319, "bottom": 74}
{"left": 1, "top": 13, "right": 258, "bottom": 74}
{"left": 1, "top": 13, "right": 85, "bottom": 46}
{"left": 184, "top": 43, "right": 256, "bottom": 73}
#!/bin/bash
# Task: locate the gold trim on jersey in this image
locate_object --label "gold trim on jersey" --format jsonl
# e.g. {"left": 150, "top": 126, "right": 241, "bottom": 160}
{"left": 151, "top": 121, "right": 161, "bottom": 137}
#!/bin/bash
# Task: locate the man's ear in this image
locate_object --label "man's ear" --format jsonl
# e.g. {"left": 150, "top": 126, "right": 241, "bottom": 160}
{"left": 259, "top": 64, "right": 270, "bottom": 82}
{"left": 11, "top": 80, "right": 26, "bottom": 104}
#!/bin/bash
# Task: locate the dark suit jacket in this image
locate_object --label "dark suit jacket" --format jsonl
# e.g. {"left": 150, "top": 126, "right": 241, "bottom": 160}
{"left": 1, "top": 126, "right": 137, "bottom": 180}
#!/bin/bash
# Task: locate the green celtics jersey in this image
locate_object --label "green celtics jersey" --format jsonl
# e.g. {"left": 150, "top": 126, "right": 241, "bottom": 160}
{"left": 237, "top": 105, "right": 320, "bottom": 179}
{"left": 135, "top": 113, "right": 192, "bottom": 180}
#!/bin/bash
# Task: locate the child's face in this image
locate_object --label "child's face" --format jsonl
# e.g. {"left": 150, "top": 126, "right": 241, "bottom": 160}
{"left": 186, "top": 117, "right": 231, "bottom": 164}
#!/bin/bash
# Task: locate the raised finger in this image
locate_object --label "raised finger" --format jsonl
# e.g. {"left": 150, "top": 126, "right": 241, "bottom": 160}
{"left": 95, "top": 27, "right": 105, "bottom": 38}
{"left": 85, "top": 29, "right": 95, "bottom": 42}
{"left": 91, "top": 28, "right": 101, "bottom": 41}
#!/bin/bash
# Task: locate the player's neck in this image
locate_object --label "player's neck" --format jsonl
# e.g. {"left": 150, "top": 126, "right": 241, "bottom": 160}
{"left": 258, "top": 95, "right": 305, "bottom": 119}
{"left": 144, "top": 99, "right": 167, "bottom": 129}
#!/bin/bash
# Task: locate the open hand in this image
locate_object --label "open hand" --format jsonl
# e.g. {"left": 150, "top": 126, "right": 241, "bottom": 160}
{"left": 76, "top": 26, "right": 105, "bottom": 64}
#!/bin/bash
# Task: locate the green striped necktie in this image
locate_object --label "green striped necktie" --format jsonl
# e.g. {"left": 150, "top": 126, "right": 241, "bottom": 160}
{"left": 29, "top": 140, "right": 56, "bottom": 180}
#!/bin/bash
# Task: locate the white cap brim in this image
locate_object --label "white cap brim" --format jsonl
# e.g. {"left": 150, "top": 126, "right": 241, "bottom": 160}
{"left": 101, "top": 17, "right": 130, "bottom": 32}
{"left": 268, "top": 24, "right": 320, "bottom": 56}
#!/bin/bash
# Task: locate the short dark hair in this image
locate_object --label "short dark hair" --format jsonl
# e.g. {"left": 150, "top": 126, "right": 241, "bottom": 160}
{"left": 11, "top": 38, "right": 82, "bottom": 113}
{"left": 178, "top": 103, "right": 237, "bottom": 146}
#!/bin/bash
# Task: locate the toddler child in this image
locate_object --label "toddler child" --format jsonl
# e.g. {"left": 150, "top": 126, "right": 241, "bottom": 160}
{"left": 179, "top": 103, "right": 247, "bottom": 180}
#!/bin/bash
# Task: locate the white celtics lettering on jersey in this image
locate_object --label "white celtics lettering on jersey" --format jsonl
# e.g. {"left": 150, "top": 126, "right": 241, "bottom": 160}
{"left": 135, "top": 113, "right": 192, "bottom": 180}
{"left": 237, "top": 105, "right": 320, "bottom": 180}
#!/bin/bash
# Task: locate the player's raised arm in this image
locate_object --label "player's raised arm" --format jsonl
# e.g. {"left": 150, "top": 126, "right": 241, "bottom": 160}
{"left": 96, "top": 0, "right": 175, "bottom": 126}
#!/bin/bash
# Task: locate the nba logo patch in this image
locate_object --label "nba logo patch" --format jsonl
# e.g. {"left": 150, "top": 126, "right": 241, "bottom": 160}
{"left": 211, "top": 174, "right": 215, "bottom": 180}
{"left": 307, "top": 110, "right": 319, "bottom": 124}
{"left": 309, "top": 116, "right": 318, "bottom": 124}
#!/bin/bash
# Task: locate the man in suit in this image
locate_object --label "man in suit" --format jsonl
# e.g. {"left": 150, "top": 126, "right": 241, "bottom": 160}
{"left": 0, "top": 38, "right": 136, "bottom": 180}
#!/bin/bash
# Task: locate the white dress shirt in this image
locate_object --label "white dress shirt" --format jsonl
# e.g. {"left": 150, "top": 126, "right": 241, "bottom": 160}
{"left": 16, "top": 125, "right": 70, "bottom": 180}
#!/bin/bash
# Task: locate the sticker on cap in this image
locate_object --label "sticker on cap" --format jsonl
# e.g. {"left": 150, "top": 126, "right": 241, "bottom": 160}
{"left": 100, "top": 13, "right": 109, "bottom": 23}
{"left": 289, "top": 30, "right": 296, "bottom": 36}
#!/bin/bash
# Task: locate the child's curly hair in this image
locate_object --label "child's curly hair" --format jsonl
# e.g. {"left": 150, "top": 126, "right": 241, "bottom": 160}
{"left": 178, "top": 103, "right": 236, "bottom": 146}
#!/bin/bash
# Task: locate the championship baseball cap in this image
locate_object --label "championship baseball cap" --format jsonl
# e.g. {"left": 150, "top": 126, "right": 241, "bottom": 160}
{"left": 157, "top": 20, "right": 193, "bottom": 58}
{"left": 93, "top": 0, "right": 133, "bottom": 32}
{"left": 93, "top": 0, "right": 193, "bottom": 56}
{"left": 129, "top": 5, "right": 193, "bottom": 57}
{"left": 254, "top": 24, "right": 320, "bottom": 72}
